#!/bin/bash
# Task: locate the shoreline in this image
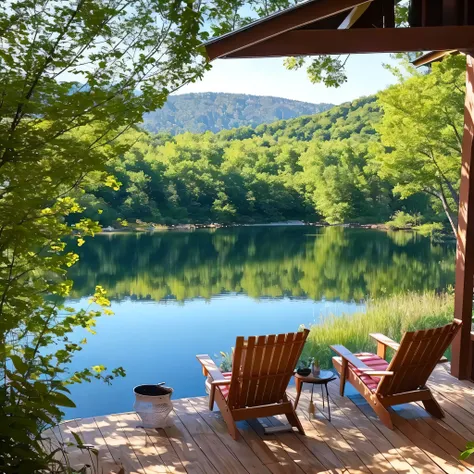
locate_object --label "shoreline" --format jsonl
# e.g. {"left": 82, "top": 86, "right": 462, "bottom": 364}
{"left": 98, "top": 221, "right": 391, "bottom": 234}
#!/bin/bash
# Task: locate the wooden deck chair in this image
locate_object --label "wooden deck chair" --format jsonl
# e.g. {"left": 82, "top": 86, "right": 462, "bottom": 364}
{"left": 197, "top": 329, "right": 309, "bottom": 440}
{"left": 331, "top": 321, "right": 462, "bottom": 429}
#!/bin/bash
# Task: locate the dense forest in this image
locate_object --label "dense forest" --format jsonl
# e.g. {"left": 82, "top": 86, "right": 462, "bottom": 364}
{"left": 142, "top": 92, "right": 333, "bottom": 134}
{"left": 76, "top": 94, "right": 428, "bottom": 227}
{"left": 74, "top": 56, "right": 464, "bottom": 232}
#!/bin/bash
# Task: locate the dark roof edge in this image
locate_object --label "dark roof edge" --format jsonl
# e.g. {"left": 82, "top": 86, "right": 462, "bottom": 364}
{"left": 203, "top": 0, "right": 319, "bottom": 47}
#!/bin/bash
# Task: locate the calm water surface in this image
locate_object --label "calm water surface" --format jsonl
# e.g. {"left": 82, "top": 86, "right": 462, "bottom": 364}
{"left": 64, "top": 226, "right": 455, "bottom": 418}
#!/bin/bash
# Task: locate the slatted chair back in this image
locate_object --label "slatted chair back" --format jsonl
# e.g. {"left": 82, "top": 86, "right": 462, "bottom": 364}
{"left": 226, "top": 329, "right": 309, "bottom": 409}
{"left": 376, "top": 321, "right": 461, "bottom": 396}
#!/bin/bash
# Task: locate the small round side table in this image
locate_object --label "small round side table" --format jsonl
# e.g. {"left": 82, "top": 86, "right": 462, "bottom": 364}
{"left": 294, "top": 370, "right": 336, "bottom": 421}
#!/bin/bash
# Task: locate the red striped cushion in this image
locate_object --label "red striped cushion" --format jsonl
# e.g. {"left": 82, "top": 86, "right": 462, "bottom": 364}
{"left": 350, "top": 353, "right": 389, "bottom": 392}
{"left": 204, "top": 371, "right": 233, "bottom": 399}
{"left": 217, "top": 372, "right": 232, "bottom": 399}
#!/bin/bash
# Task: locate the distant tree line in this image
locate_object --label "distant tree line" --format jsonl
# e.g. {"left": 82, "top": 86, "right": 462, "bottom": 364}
{"left": 77, "top": 56, "right": 464, "bottom": 232}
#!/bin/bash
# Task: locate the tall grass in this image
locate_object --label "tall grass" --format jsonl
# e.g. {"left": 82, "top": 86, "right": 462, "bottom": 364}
{"left": 303, "top": 292, "right": 454, "bottom": 368}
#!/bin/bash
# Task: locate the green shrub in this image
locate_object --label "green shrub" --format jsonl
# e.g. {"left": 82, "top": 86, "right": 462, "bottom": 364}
{"left": 386, "top": 211, "right": 422, "bottom": 229}
{"left": 414, "top": 222, "right": 444, "bottom": 238}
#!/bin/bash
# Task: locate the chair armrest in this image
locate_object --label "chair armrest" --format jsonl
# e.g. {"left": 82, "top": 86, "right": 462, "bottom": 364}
{"left": 330, "top": 345, "right": 372, "bottom": 371}
{"left": 211, "top": 379, "right": 232, "bottom": 386}
{"left": 363, "top": 370, "right": 394, "bottom": 377}
{"left": 196, "top": 354, "right": 228, "bottom": 382}
{"left": 369, "top": 333, "right": 400, "bottom": 351}
{"left": 330, "top": 346, "right": 393, "bottom": 377}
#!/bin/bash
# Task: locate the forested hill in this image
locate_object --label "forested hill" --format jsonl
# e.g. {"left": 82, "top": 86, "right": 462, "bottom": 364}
{"left": 216, "top": 95, "right": 380, "bottom": 142}
{"left": 80, "top": 93, "right": 422, "bottom": 228}
{"left": 142, "top": 92, "right": 333, "bottom": 134}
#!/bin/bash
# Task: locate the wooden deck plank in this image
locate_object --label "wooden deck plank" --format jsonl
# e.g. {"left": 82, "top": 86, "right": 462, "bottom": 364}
{"left": 72, "top": 417, "right": 125, "bottom": 473}
{"left": 236, "top": 420, "right": 283, "bottom": 466}
{"left": 412, "top": 411, "right": 471, "bottom": 453}
{"left": 263, "top": 415, "right": 336, "bottom": 474}
{"left": 43, "top": 423, "right": 88, "bottom": 470}
{"left": 391, "top": 375, "right": 474, "bottom": 473}
{"left": 417, "top": 395, "right": 474, "bottom": 440}
{"left": 92, "top": 415, "right": 148, "bottom": 474}
{"left": 111, "top": 413, "right": 175, "bottom": 473}
{"left": 428, "top": 383, "right": 474, "bottom": 429}
{"left": 56, "top": 365, "right": 474, "bottom": 474}
{"left": 287, "top": 388, "right": 371, "bottom": 474}
{"left": 163, "top": 411, "right": 220, "bottom": 474}
{"left": 405, "top": 416, "right": 474, "bottom": 473}
{"left": 324, "top": 380, "right": 418, "bottom": 474}
{"left": 392, "top": 412, "right": 470, "bottom": 474}
{"left": 290, "top": 385, "right": 394, "bottom": 474}
{"left": 114, "top": 413, "right": 186, "bottom": 474}
{"left": 245, "top": 417, "right": 306, "bottom": 473}
{"left": 172, "top": 398, "right": 249, "bottom": 474}
{"left": 290, "top": 387, "right": 450, "bottom": 473}
{"left": 429, "top": 368, "right": 474, "bottom": 413}
{"left": 187, "top": 396, "right": 272, "bottom": 474}
{"left": 357, "top": 401, "right": 446, "bottom": 473}
{"left": 396, "top": 403, "right": 474, "bottom": 471}
{"left": 293, "top": 415, "right": 348, "bottom": 473}
{"left": 59, "top": 420, "right": 99, "bottom": 473}
{"left": 352, "top": 396, "right": 445, "bottom": 474}
{"left": 430, "top": 383, "right": 474, "bottom": 417}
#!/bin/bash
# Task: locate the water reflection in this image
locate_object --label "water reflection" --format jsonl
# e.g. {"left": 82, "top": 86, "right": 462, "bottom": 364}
{"left": 69, "top": 226, "right": 455, "bottom": 302}
{"left": 64, "top": 226, "right": 456, "bottom": 417}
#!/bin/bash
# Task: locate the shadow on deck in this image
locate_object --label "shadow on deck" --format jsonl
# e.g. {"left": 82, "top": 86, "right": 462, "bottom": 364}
{"left": 46, "top": 365, "right": 474, "bottom": 473}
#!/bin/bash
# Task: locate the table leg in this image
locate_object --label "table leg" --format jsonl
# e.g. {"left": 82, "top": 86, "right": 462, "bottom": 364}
{"left": 321, "top": 384, "right": 324, "bottom": 410}
{"left": 294, "top": 378, "right": 303, "bottom": 409}
{"left": 325, "top": 383, "right": 331, "bottom": 421}
{"left": 309, "top": 384, "right": 315, "bottom": 415}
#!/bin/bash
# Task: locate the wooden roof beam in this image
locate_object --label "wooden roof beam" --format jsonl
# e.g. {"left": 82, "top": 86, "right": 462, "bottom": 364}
{"left": 205, "top": 0, "right": 373, "bottom": 60}
{"left": 223, "top": 26, "right": 474, "bottom": 58}
{"left": 412, "top": 50, "right": 458, "bottom": 67}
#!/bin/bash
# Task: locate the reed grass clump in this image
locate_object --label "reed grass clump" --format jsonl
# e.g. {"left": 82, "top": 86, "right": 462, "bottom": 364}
{"left": 304, "top": 292, "right": 454, "bottom": 368}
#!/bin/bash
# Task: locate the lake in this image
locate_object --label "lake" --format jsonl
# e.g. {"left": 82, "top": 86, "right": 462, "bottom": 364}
{"left": 64, "top": 226, "right": 455, "bottom": 418}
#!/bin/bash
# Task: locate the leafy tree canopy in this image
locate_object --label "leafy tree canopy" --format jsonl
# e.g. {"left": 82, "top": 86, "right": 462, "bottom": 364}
{"left": 374, "top": 55, "right": 465, "bottom": 235}
{"left": 0, "top": 0, "right": 307, "bottom": 471}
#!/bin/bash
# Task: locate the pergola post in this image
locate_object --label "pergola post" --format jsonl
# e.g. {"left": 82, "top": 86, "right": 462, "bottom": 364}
{"left": 452, "top": 53, "right": 474, "bottom": 380}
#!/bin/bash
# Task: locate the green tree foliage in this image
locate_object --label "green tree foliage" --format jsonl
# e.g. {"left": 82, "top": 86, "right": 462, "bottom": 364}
{"left": 375, "top": 55, "right": 465, "bottom": 236}
{"left": 83, "top": 94, "right": 434, "bottom": 227}
{"left": 299, "top": 140, "right": 392, "bottom": 224}
{"left": 231, "top": 96, "right": 381, "bottom": 141}
{"left": 0, "top": 0, "right": 240, "bottom": 471}
{"left": 142, "top": 92, "right": 333, "bottom": 134}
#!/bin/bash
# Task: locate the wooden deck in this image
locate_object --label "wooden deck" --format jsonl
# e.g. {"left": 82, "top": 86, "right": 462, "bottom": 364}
{"left": 48, "top": 365, "right": 474, "bottom": 473}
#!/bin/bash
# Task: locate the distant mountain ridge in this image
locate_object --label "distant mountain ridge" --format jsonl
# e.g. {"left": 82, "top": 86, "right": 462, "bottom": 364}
{"left": 142, "top": 92, "right": 334, "bottom": 134}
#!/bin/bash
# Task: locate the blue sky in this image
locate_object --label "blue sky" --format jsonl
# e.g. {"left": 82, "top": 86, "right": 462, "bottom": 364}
{"left": 178, "top": 53, "right": 400, "bottom": 105}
